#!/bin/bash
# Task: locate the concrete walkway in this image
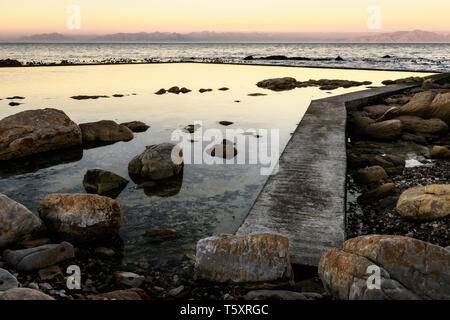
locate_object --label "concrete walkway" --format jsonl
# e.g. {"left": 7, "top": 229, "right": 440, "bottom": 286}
{"left": 237, "top": 83, "right": 419, "bottom": 266}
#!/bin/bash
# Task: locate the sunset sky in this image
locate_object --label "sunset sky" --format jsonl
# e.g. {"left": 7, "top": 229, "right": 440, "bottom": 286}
{"left": 0, "top": 0, "right": 449, "bottom": 36}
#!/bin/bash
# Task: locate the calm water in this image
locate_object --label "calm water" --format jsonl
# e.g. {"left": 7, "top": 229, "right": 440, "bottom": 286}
{"left": 0, "top": 63, "right": 430, "bottom": 275}
{"left": 0, "top": 43, "right": 449, "bottom": 71}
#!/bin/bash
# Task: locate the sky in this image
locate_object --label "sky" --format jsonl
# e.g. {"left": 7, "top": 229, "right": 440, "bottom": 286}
{"left": 0, "top": 0, "right": 449, "bottom": 36}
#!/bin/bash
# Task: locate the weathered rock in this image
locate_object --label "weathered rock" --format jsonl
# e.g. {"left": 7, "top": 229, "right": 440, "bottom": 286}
{"left": 155, "top": 88, "right": 166, "bottom": 95}
{"left": 128, "top": 143, "right": 183, "bottom": 180}
{"left": 209, "top": 139, "right": 238, "bottom": 159}
{"left": 0, "top": 268, "right": 18, "bottom": 291}
{"left": 120, "top": 121, "right": 149, "bottom": 133}
{"left": 0, "top": 108, "right": 82, "bottom": 161}
{"left": 168, "top": 285, "right": 184, "bottom": 297}
{"left": 385, "top": 95, "right": 410, "bottom": 105}
{"left": 396, "top": 184, "right": 450, "bottom": 221}
{"left": 87, "top": 288, "right": 148, "bottom": 300}
{"left": 369, "top": 155, "right": 405, "bottom": 176}
{"left": 71, "top": 95, "right": 109, "bottom": 100}
{"left": 79, "top": 120, "right": 134, "bottom": 144}
{"left": 38, "top": 194, "right": 122, "bottom": 242}
{"left": 38, "top": 265, "right": 63, "bottom": 281}
{"left": 429, "top": 91, "right": 450, "bottom": 124}
{"left": 168, "top": 86, "right": 181, "bottom": 94}
{"left": 431, "top": 145, "right": 450, "bottom": 159}
{"left": 348, "top": 113, "right": 374, "bottom": 135}
{"left": 397, "top": 90, "right": 438, "bottom": 118}
{"left": 195, "top": 234, "right": 293, "bottom": 284}
{"left": 115, "top": 272, "right": 144, "bottom": 288}
{"left": 83, "top": 169, "right": 129, "bottom": 197}
{"left": 362, "top": 105, "right": 392, "bottom": 118}
{"left": 394, "top": 116, "right": 448, "bottom": 135}
{"left": 244, "top": 290, "right": 322, "bottom": 300}
{"left": 144, "top": 228, "right": 183, "bottom": 243}
{"left": 401, "top": 132, "right": 427, "bottom": 144}
{"left": 0, "top": 287, "right": 54, "bottom": 300}
{"left": 0, "top": 193, "right": 44, "bottom": 249}
{"left": 357, "top": 183, "right": 395, "bottom": 204}
{"left": 354, "top": 166, "right": 388, "bottom": 185}
{"left": 365, "top": 120, "right": 402, "bottom": 140}
{"left": 256, "top": 77, "right": 297, "bottom": 91}
{"left": 199, "top": 88, "right": 213, "bottom": 93}
{"left": 3, "top": 242, "right": 74, "bottom": 271}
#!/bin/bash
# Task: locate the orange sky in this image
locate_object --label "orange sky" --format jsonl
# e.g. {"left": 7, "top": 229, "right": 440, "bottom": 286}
{"left": 0, "top": 0, "right": 449, "bottom": 36}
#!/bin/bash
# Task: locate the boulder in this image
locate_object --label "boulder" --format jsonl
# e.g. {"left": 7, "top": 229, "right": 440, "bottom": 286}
{"left": 393, "top": 116, "right": 448, "bottom": 135}
{"left": 115, "top": 272, "right": 144, "bottom": 288}
{"left": 0, "top": 268, "right": 18, "bottom": 291}
{"left": 348, "top": 113, "right": 374, "bottom": 135}
{"left": 87, "top": 288, "right": 148, "bottom": 300}
{"left": 38, "top": 265, "right": 63, "bottom": 281}
{"left": 429, "top": 91, "right": 450, "bottom": 125}
{"left": 365, "top": 120, "right": 402, "bottom": 140}
{"left": 385, "top": 95, "right": 410, "bottom": 105}
{"left": 83, "top": 169, "right": 129, "bottom": 198}
{"left": 401, "top": 132, "right": 427, "bottom": 144}
{"left": 38, "top": 194, "right": 122, "bottom": 242}
{"left": 357, "top": 183, "right": 395, "bottom": 204}
{"left": 195, "top": 233, "right": 293, "bottom": 284}
{"left": 256, "top": 77, "right": 298, "bottom": 91}
{"left": 119, "top": 121, "right": 149, "bottom": 133}
{"left": 396, "top": 184, "right": 450, "bottom": 221}
{"left": 3, "top": 242, "right": 74, "bottom": 271}
{"left": 396, "top": 90, "right": 438, "bottom": 118}
{"left": 128, "top": 143, "right": 183, "bottom": 181}
{"left": 0, "top": 287, "right": 54, "bottom": 300}
{"left": 79, "top": 120, "right": 134, "bottom": 144}
{"left": 362, "top": 105, "right": 392, "bottom": 118}
{"left": 431, "top": 146, "right": 450, "bottom": 159}
{"left": 354, "top": 166, "right": 388, "bottom": 185}
{"left": 0, "top": 193, "right": 44, "bottom": 249}
{"left": 0, "top": 108, "right": 82, "bottom": 161}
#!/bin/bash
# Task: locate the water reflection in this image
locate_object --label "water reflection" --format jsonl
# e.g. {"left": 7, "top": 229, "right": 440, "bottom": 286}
{"left": 130, "top": 169, "right": 184, "bottom": 198}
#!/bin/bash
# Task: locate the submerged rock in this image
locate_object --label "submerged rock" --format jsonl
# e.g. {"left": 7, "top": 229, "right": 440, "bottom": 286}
{"left": 120, "top": 121, "right": 150, "bottom": 133}
{"left": 38, "top": 194, "right": 122, "bottom": 242}
{"left": 208, "top": 139, "right": 238, "bottom": 159}
{"left": 195, "top": 233, "right": 294, "bottom": 284}
{"left": 396, "top": 184, "right": 450, "bottom": 221}
{"left": 79, "top": 120, "right": 134, "bottom": 144}
{"left": 0, "top": 108, "right": 82, "bottom": 161}
{"left": 128, "top": 143, "right": 183, "bottom": 180}
{"left": 3, "top": 242, "right": 74, "bottom": 271}
{"left": 0, "top": 288, "right": 54, "bottom": 300}
{"left": 71, "top": 95, "right": 109, "bottom": 100}
{"left": 83, "top": 169, "right": 129, "bottom": 198}
{"left": 144, "top": 228, "right": 183, "bottom": 243}
{"left": 256, "top": 77, "right": 297, "bottom": 91}
{"left": 0, "top": 193, "right": 44, "bottom": 249}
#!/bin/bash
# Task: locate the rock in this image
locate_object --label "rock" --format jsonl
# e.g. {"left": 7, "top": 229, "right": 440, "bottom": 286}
{"left": 17, "top": 238, "right": 51, "bottom": 249}
{"left": 401, "top": 132, "right": 427, "bottom": 144}
{"left": 184, "top": 124, "right": 200, "bottom": 134}
{"left": 375, "top": 106, "right": 400, "bottom": 122}
{"left": 199, "top": 88, "right": 213, "bottom": 93}
{"left": 28, "top": 282, "right": 39, "bottom": 290}
{"left": 95, "top": 247, "right": 116, "bottom": 257}
{"left": 180, "top": 87, "right": 191, "bottom": 94}
{"left": 0, "top": 108, "right": 82, "bottom": 161}
{"left": 168, "top": 86, "right": 181, "bottom": 94}
{"left": 244, "top": 56, "right": 254, "bottom": 60}
{"left": 385, "top": 95, "right": 410, "bottom": 105}
{"left": 195, "top": 233, "right": 293, "bottom": 284}
{"left": 0, "top": 288, "right": 54, "bottom": 300}
{"left": 219, "top": 121, "right": 233, "bottom": 126}
{"left": 0, "top": 268, "right": 18, "bottom": 291}
{"left": 71, "top": 95, "right": 109, "bottom": 100}
{"left": 83, "top": 169, "right": 129, "bottom": 198}
{"left": 365, "top": 120, "right": 402, "bottom": 140}
{"left": 168, "top": 285, "right": 184, "bottom": 297}
{"left": 112, "top": 94, "right": 124, "bottom": 97}
{"left": 38, "top": 194, "right": 122, "bottom": 242}
{"left": 39, "top": 282, "right": 52, "bottom": 291}
{"left": 431, "top": 146, "right": 450, "bottom": 159}
{"left": 393, "top": 116, "right": 448, "bottom": 135}
{"left": 155, "top": 88, "right": 166, "bottom": 95}
{"left": 209, "top": 139, "right": 238, "bottom": 159}
{"left": 0, "top": 59, "right": 22, "bottom": 67}
{"left": 357, "top": 183, "right": 396, "bottom": 204}
{"left": 429, "top": 91, "right": 450, "bottom": 124}
{"left": 115, "top": 272, "right": 144, "bottom": 288}
{"left": 382, "top": 80, "right": 396, "bottom": 85}
{"left": 38, "top": 265, "right": 63, "bottom": 281}
{"left": 370, "top": 155, "right": 405, "bottom": 176}
{"left": 87, "top": 288, "right": 148, "bottom": 300}
{"left": 79, "top": 120, "right": 134, "bottom": 144}
{"left": 348, "top": 113, "right": 374, "bottom": 135}
{"left": 362, "top": 105, "right": 392, "bottom": 118}
{"left": 0, "top": 194, "right": 44, "bottom": 249}
{"left": 247, "top": 93, "right": 267, "bottom": 96}
{"left": 120, "top": 121, "right": 149, "bottom": 133}
{"left": 3, "top": 242, "right": 74, "bottom": 271}
{"left": 354, "top": 166, "right": 388, "bottom": 185}
{"left": 8, "top": 102, "right": 22, "bottom": 106}
{"left": 244, "top": 290, "right": 322, "bottom": 300}
{"left": 218, "top": 87, "right": 229, "bottom": 91}
{"left": 256, "top": 77, "right": 297, "bottom": 91}
{"left": 397, "top": 90, "right": 438, "bottom": 118}
{"left": 396, "top": 184, "right": 450, "bottom": 221}
{"left": 144, "top": 228, "right": 183, "bottom": 243}
{"left": 128, "top": 143, "right": 183, "bottom": 181}
{"left": 335, "top": 56, "right": 344, "bottom": 61}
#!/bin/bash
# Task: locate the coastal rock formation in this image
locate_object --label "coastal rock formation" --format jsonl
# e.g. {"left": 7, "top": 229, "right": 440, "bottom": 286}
{"left": 395, "top": 90, "right": 437, "bottom": 118}
{"left": 354, "top": 166, "right": 388, "bottom": 185}
{"left": 0, "top": 108, "right": 82, "bottom": 161}
{"left": 83, "top": 169, "right": 129, "bottom": 198}
{"left": 429, "top": 91, "right": 450, "bottom": 124}
{"left": 38, "top": 194, "right": 122, "bottom": 242}
{"left": 362, "top": 105, "right": 392, "bottom": 118}
{"left": 0, "top": 194, "right": 44, "bottom": 249}
{"left": 319, "top": 235, "right": 450, "bottom": 300}
{"left": 393, "top": 116, "right": 448, "bottom": 135}
{"left": 0, "top": 268, "right": 19, "bottom": 291}
{"left": 365, "top": 120, "right": 402, "bottom": 140}
{"left": 208, "top": 139, "right": 238, "bottom": 159}
{"left": 256, "top": 77, "right": 297, "bottom": 91}
{"left": 120, "top": 121, "right": 150, "bottom": 133}
{"left": 348, "top": 113, "right": 374, "bottom": 135}
{"left": 3, "top": 242, "right": 74, "bottom": 271}
{"left": 195, "top": 233, "right": 293, "bottom": 284}
{"left": 79, "top": 120, "right": 134, "bottom": 144}
{"left": 357, "top": 183, "right": 395, "bottom": 204}
{"left": 0, "top": 288, "right": 54, "bottom": 300}
{"left": 396, "top": 184, "right": 450, "bottom": 221}
{"left": 431, "top": 145, "right": 450, "bottom": 159}
{"left": 128, "top": 143, "right": 183, "bottom": 180}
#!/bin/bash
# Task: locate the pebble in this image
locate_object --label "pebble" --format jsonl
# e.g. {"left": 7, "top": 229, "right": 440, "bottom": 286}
{"left": 168, "top": 285, "right": 184, "bottom": 297}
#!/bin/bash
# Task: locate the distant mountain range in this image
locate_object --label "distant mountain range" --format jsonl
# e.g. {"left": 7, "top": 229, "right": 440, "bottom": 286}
{"left": 3, "top": 30, "right": 450, "bottom": 43}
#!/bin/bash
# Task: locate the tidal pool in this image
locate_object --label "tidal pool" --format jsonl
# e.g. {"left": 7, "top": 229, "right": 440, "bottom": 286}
{"left": 0, "top": 63, "right": 430, "bottom": 275}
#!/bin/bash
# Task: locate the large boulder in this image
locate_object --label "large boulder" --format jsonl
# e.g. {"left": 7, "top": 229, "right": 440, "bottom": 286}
{"left": 0, "top": 287, "right": 54, "bottom": 300}
{"left": 393, "top": 116, "right": 448, "bottom": 135}
{"left": 38, "top": 194, "right": 122, "bottom": 242}
{"left": 396, "top": 90, "right": 438, "bottom": 118}
{"left": 128, "top": 143, "right": 183, "bottom": 181}
{"left": 0, "top": 108, "right": 82, "bottom": 161}
{"left": 0, "top": 193, "right": 44, "bottom": 249}
{"left": 362, "top": 105, "right": 392, "bottom": 118}
{"left": 79, "top": 120, "right": 134, "bottom": 143}
{"left": 3, "top": 242, "right": 74, "bottom": 271}
{"left": 365, "top": 120, "right": 402, "bottom": 140}
{"left": 195, "top": 234, "right": 293, "bottom": 284}
{"left": 396, "top": 184, "right": 450, "bottom": 221}
{"left": 256, "top": 77, "right": 297, "bottom": 91}
{"left": 354, "top": 166, "right": 388, "bottom": 185}
{"left": 429, "top": 91, "right": 450, "bottom": 125}
{"left": 319, "top": 235, "right": 450, "bottom": 300}
{"left": 83, "top": 169, "right": 129, "bottom": 198}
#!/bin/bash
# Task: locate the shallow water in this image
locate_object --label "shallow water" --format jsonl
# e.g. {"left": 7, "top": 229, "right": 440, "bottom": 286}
{"left": 0, "top": 63, "right": 430, "bottom": 274}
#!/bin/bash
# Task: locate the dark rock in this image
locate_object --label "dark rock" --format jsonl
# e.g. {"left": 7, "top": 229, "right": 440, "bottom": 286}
{"left": 83, "top": 169, "right": 129, "bottom": 198}
{"left": 155, "top": 88, "right": 166, "bottom": 95}
{"left": 120, "top": 121, "right": 150, "bottom": 133}
{"left": 79, "top": 120, "right": 134, "bottom": 144}
{"left": 70, "top": 95, "right": 109, "bottom": 100}
{"left": 219, "top": 121, "right": 233, "bottom": 126}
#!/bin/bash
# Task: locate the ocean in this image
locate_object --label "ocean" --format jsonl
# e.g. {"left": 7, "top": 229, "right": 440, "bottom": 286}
{"left": 0, "top": 42, "right": 449, "bottom": 71}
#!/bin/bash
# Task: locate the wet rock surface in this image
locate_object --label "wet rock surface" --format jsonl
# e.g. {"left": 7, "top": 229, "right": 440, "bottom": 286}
{"left": 120, "top": 121, "right": 150, "bottom": 133}
{"left": 83, "top": 169, "right": 129, "bottom": 198}
{"left": 79, "top": 120, "right": 134, "bottom": 144}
